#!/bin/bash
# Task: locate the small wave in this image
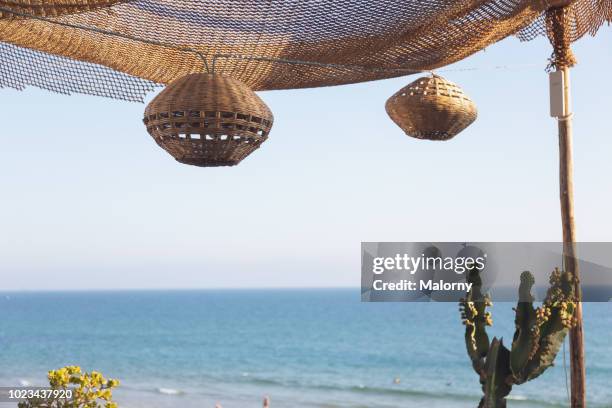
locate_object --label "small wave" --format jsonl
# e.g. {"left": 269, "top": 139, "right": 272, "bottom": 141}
{"left": 18, "top": 379, "right": 31, "bottom": 386}
{"left": 343, "top": 385, "right": 475, "bottom": 401}
{"left": 241, "top": 375, "right": 475, "bottom": 401}
{"left": 238, "top": 376, "right": 568, "bottom": 407}
{"left": 156, "top": 388, "right": 183, "bottom": 396}
{"left": 245, "top": 377, "right": 286, "bottom": 387}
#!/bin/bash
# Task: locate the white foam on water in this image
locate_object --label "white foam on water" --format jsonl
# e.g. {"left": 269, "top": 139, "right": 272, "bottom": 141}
{"left": 156, "top": 388, "right": 182, "bottom": 395}
{"left": 507, "top": 394, "right": 528, "bottom": 401}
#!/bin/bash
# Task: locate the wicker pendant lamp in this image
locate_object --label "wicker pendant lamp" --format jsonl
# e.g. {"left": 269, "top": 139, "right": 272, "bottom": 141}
{"left": 385, "top": 74, "right": 477, "bottom": 141}
{"left": 144, "top": 73, "right": 273, "bottom": 167}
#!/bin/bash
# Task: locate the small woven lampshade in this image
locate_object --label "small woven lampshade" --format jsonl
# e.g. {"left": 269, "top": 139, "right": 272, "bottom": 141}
{"left": 144, "top": 74, "right": 273, "bottom": 167}
{"left": 385, "top": 74, "right": 477, "bottom": 141}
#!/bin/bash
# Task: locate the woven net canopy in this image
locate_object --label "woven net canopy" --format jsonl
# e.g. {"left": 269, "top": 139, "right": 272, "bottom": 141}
{"left": 0, "top": 0, "right": 126, "bottom": 18}
{"left": 0, "top": 0, "right": 610, "bottom": 101}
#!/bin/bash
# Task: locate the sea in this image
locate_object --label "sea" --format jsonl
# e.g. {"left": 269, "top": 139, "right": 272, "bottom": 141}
{"left": 0, "top": 290, "right": 610, "bottom": 408}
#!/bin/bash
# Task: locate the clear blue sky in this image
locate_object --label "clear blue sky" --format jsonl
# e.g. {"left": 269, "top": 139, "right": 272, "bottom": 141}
{"left": 0, "top": 30, "right": 610, "bottom": 290}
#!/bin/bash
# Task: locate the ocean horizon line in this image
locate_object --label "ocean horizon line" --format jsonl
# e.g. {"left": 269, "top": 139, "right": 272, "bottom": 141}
{"left": 0, "top": 286, "right": 360, "bottom": 294}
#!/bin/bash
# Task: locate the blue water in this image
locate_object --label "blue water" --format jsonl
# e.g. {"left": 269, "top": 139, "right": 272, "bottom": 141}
{"left": 0, "top": 290, "right": 610, "bottom": 407}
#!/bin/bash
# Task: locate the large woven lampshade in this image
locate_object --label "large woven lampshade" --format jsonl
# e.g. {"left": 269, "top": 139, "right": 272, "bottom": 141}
{"left": 385, "top": 75, "right": 477, "bottom": 141}
{"left": 144, "top": 74, "right": 273, "bottom": 167}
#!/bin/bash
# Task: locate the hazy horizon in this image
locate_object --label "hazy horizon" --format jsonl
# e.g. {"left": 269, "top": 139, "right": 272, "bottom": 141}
{"left": 0, "top": 286, "right": 359, "bottom": 292}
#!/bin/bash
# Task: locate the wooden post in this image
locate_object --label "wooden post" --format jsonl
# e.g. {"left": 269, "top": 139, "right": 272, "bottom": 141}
{"left": 556, "top": 66, "right": 586, "bottom": 408}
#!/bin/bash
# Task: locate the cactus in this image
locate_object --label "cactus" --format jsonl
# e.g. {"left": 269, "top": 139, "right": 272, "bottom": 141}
{"left": 518, "top": 268, "right": 576, "bottom": 383}
{"left": 460, "top": 267, "right": 576, "bottom": 408}
{"left": 509, "top": 271, "right": 538, "bottom": 382}
{"left": 481, "top": 338, "right": 512, "bottom": 408}
{"left": 460, "top": 267, "right": 492, "bottom": 379}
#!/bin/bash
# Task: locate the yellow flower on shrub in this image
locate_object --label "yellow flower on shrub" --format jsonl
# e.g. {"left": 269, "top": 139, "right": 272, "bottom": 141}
{"left": 18, "top": 366, "right": 120, "bottom": 408}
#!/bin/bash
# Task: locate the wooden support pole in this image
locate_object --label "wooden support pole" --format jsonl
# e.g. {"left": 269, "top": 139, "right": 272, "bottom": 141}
{"left": 556, "top": 66, "right": 586, "bottom": 408}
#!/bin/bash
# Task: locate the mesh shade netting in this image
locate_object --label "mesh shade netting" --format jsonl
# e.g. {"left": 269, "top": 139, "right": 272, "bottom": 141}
{"left": 0, "top": 0, "right": 127, "bottom": 18}
{"left": 0, "top": 0, "right": 610, "bottom": 102}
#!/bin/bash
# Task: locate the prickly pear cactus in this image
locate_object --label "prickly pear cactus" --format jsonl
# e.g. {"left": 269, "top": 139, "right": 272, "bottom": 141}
{"left": 509, "top": 271, "right": 538, "bottom": 383}
{"left": 518, "top": 268, "right": 576, "bottom": 383}
{"left": 460, "top": 267, "right": 492, "bottom": 378}
{"left": 481, "top": 338, "right": 512, "bottom": 408}
{"left": 460, "top": 268, "right": 577, "bottom": 408}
